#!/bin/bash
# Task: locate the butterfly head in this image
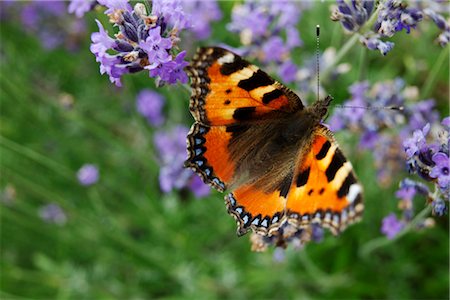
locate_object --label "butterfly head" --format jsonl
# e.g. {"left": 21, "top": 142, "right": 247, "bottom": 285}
{"left": 311, "top": 95, "right": 333, "bottom": 121}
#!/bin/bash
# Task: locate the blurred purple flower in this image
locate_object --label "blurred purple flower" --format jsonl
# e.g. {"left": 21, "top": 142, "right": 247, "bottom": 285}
{"left": 151, "top": 0, "right": 190, "bottom": 30}
{"left": 432, "top": 199, "right": 447, "bottom": 217}
{"left": 381, "top": 214, "right": 404, "bottom": 239}
{"left": 154, "top": 126, "right": 210, "bottom": 198}
{"left": 407, "top": 99, "right": 439, "bottom": 132}
{"left": 68, "top": 0, "right": 96, "bottom": 18}
{"left": 77, "top": 164, "right": 99, "bottom": 186}
{"left": 273, "top": 247, "right": 285, "bottom": 262}
{"left": 19, "top": 1, "right": 86, "bottom": 51}
{"left": 360, "top": 35, "right": 395, "bottom": 56}
{"left": 262, "top": 36, "right": 286, "bottom": 62}
{"left": 227, "top": 1, "right": 305, "bottom": 64}
{"left": 39, "top": 203, "right": 67, "bottom": 225}
{"left": 136, "top": 89, "right": 165, "bottom": 126}
{"left": 278, "top": 60, "right": 297, "bottom": 83}
{"left": 182, "top": 0, "right": 222, "bottom": 39}
{"left": 97, "top": 0, "right": 131, "bottom": 15}
{"left": 188, "top": 176, "right": 211, "bottom": 198}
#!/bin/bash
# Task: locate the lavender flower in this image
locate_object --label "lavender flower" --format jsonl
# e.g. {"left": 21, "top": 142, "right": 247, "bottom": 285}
{"left": 181, "top": 0, "right": 222, "bottom": 39}
{"left": 19, "top": 1, "right": 86, "bottom": 50}
{"left": 154, "top": 126, "right": 210, "bottom": 198}
{"left": 330, "top": 0, "right": 375, "bottom": 32}
{"left": 68, "top": 0, "right": 96, "bottom": 18}
{"left": 381, "top": 213, "right": 404, "bottom": 239}
{"left": 332, "top": 0, "right": 449, "bottom": 54}
{"left": 90, "top": 0, "right": 191, "bottom": 86}
{"left": 136, "top": 89, "right": 165, "bottom": 126}
{"left": 226, "top": 1, "right": 305, "bottom": 78}
{"left": 39, "top": 203, "right": 67, "bottom": 225}
{"left": 374, "top": 0, "right": 423, "bottom": 37}
{"left": 77, "top": 164, "right": 99, "bottom": 186}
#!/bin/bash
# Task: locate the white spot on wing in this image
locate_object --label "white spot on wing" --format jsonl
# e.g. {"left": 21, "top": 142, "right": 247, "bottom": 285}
{"left": 347, "top": 184, "right": 362, "bottom": 203}
{"left": 218, "top": 53, "right": 235, "bottom": 64}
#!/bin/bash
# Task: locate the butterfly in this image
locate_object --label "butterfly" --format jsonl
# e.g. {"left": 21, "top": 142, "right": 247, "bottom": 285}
{"left": 185, "top": 47, "right": 363, "bottom": 238}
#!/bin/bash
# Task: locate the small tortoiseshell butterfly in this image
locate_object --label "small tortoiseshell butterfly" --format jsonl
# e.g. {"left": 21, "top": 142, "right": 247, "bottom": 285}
{"left": 185, "top": 47, "right": 363, "bottom": 237}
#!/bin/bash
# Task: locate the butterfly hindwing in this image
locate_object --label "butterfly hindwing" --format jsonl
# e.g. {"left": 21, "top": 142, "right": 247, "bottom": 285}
{"left": 286, "top": 126, "right": 364, "bottom": 234}
{"left": 187, "top": 47, "right": 303, "bottom": 126}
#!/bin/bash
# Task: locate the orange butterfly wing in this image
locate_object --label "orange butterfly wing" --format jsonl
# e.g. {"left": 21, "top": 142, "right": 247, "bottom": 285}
{"left": 186, "top": 47, "right": 303, "bottom": 190}
{"left": 226, "top": 126, "right": 363, "bottom": 236}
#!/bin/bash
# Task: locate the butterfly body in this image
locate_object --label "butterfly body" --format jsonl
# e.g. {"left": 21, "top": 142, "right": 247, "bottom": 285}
{"left": 186, "top": 47, "right": 363, "bottom": 237}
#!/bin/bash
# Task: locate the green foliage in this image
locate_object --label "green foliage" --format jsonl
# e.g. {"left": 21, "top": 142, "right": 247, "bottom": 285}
{"left": 1, "top": 3, "right": 448, "bottom": 299}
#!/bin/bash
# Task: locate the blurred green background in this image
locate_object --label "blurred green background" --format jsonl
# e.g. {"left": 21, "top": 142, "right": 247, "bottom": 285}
{"left": 1, "top": 2, "right": 448, "bottom": 299}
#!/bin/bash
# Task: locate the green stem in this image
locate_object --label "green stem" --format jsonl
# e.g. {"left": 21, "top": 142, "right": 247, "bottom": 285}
{"left": 298, "top": 249, "right": 349, "bottom": 290}
{"left": 322, "top": 34, "right": 359, "bottom": 80}
{"left": 0, "top": 136, "right": 73, "bottom": 179}
{"left": 358, "top": 205, "right": 432, "bottom": 258}
{"left": 420, "top": 47, "right": 449, "bottom": 99}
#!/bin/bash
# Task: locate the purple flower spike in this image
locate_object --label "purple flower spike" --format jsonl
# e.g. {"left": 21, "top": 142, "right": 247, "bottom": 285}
{"left": 403, "top": 123, "right": 430, "bottom": 159}
{"left": 39, "top": 203, "right": 67, "bottom": 225}
{"left": 136, "top": 89, "right": 165, "bottom": 126}
{"left": 77, "top": 164, "right": 99, "bottom": 186}
{"left": 430, "top": 152, "right": 450, "bottom": 191}
{"left": 381, "top": 213, "right": 404, "bottom": 239}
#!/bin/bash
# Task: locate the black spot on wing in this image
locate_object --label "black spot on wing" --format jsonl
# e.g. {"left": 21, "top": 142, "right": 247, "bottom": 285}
{"left": 224, "top": 99, "right": 231, "bottom": 105}
{"left": 238, "top": 70, "right": 275, "bottom": 91}
{"left": 316, "top": 140, "right": 331, "bottom": 160}
{"left": 225, "top": 89, "right": 232, "bottom": 94}
{"left": 337, "top": 172, "right": 357, "bottom": 198}
{"left": 279, "top": 172, "right": 293, "bottom": 198}
{"left": 233, "top": 107, "right": 256, "bottom": 121}
{"left": 220, "top": 56, "right": 249, "bottom": 75}
{"left": 308, "top": 189, "right": 314, "bottom": 196}
{"left": 262, "top": 89, "right": 283, "bottom": 104}
{"left": 325, "top": 149, "right": 346, "bottom": 182}
{"left": 226, "top": 124, "right": 250, "bottom": 139}
{"left": 319, "top": 187, "right": 325, "bottom": 195}
{"left": 296, "top": 167, "right": 310, "bottom": 187}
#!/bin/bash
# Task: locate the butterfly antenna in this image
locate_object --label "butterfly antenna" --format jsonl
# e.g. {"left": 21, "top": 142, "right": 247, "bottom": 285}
{"left": 316, "top": 25, "right": 320, "bottom": 102}
{"left": 334, "top": 104, "right": 405, "bottom": 111}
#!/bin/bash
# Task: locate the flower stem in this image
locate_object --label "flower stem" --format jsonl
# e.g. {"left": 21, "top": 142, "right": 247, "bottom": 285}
{"left": 358, "top": 205, "right": 432, "bottom": 258}
{"left": 0, "top": 136, "right": 73, "bottom": 179}
{"left": 322, "top": 34, "right": 359, "bottom": 80}
{"left": 420, "top": 47, "right": 449, "bottom": 99}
